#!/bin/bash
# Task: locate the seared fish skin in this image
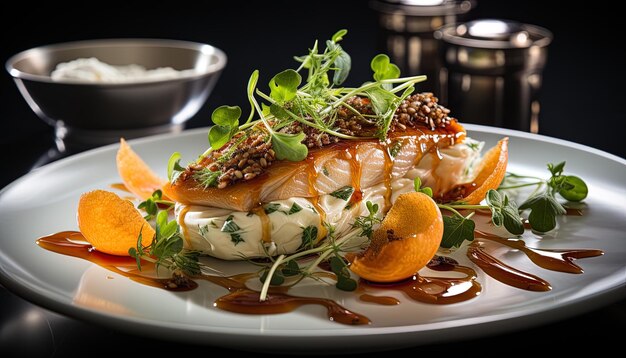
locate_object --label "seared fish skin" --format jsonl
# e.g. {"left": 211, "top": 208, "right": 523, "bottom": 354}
{"left": 164, "top": 121, "right": 466, "bottom": 212}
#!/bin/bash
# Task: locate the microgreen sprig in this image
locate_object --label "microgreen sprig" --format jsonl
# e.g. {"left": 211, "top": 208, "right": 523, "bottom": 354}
{"left": 187, "top": 29, "right": 427, "bottom": 181}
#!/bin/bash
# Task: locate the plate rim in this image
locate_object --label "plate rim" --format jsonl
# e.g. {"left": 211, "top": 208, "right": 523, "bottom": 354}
{"left": 1, "top": 124, "right": 625, "bottom": 347}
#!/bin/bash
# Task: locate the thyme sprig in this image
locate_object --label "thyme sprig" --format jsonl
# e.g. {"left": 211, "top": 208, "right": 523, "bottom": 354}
{"left": 258, "top": 202, "right": 382, "bottom": 301}
{"left": 129, "top": 210, "right": 201, "bottom": 276}
{"left": 414, "top": 160, "right": 588, "bottom": 248}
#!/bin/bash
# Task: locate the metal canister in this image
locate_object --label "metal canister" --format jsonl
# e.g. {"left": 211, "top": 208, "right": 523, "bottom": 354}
{"left": 435, "top": 19, "right": 553, "bottom": 132}
{"left": 370, "top": 0, "right": 474, "bottom": 92}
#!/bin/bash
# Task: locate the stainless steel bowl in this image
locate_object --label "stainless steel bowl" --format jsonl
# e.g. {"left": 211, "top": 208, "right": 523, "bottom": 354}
{"left": 6, "top": 38, "right": 226, "bottom": 147}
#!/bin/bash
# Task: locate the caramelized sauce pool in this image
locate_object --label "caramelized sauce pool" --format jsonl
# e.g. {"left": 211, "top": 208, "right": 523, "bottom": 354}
{"left": 360, "top": 256, "right": 481, "bottom": 304}
{"left": 37, "top": 232, "right": 370, "bottom": 325}
{"left": 469, "top": 231, "right": 603, "bottom": 291}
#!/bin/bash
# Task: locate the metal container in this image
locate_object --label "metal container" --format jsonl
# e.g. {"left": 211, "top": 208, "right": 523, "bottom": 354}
{"left": 371, "top": 0, "right": 474, "bottom": 92}
{"left": 436, "top": 19, "right": 552, "bottom": 132}
{"left": 6, "top": 39, "right": 227, "bottom": 151}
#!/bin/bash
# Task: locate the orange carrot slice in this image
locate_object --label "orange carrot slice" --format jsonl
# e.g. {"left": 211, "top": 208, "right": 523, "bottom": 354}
{"left": 349, "top": 192, "right": 443, "bottom": 282}
{"left": 460, "top": 137, "right": 509, "bottom": 205}
{"left": 116, "top": 138, "right": 166, "bottom": 200}
{"left": 77, "top": 190, "right": 154, "bottom": 256}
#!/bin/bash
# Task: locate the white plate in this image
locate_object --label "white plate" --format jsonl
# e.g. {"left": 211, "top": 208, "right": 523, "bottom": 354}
{"left": 1, "top": 125, "right": 625, "bottom": 353}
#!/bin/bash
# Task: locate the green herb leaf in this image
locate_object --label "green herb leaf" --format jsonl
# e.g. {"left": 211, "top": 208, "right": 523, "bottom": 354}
{"left": 441, "top": 214, "right": 476, "bottom": 248}
{"left": 485, "top": 189, "right": 524, "bottom": 235}
{"left": 547, "top": 161, "right": 566, "bottom": 177}
{"left": 330, "top": 186, "right": 354, "bottom": 201}
{"left": 264, "top": 203, "right": 281, "bottom": 214}
{"left": 331, "top": 29, "right": 348, "bottom": 43}
{"left": 287, "top": 202, "right": 303, "bottom": 215}
{"left": 260, "top": 269, "right": 285, "bottom": 286}
{"left": 520, "top": 191, "right": 566, "bottom": 233}
{"left": 371, "top": 54, "right": 400, "bottom": 89}
{"left": 329, "top": 256, "right": 357, "bottom": 291}
{"left": 230, "top": 233, "right": 244, "bottom": 246}
{"left": 221, "top": 215, "right": 241, "bottom": 233}
{"left": 300, "top": 225, "right": 318, "bottom": 250}
{"left": 281, "top": 260, "right": 300, "bottom": 276}
{"left": 271, "top": 132, "right": 308, "bottom": 161}
{"left": 269, "top": 69, "right": 302, "bottom": 103}
{"left": 332, "top": 50, "right": 351, "bottom": 85}
{"left": 167, "top": 152, "right": 185, "bottom": 183}
{"left": 559, "top": 175, "right": 588, "bottom": 202}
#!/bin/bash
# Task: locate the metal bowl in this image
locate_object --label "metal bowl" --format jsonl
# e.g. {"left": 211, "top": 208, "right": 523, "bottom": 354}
{"left": 6, "top": 38, "right": 226, "bottom": 147}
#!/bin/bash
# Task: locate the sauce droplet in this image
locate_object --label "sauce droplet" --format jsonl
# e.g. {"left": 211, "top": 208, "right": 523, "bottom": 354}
{"left": 360, "top": 256, "right": 482, "bottom": 304}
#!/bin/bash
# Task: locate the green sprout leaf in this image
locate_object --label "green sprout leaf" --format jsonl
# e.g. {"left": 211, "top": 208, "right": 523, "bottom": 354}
{"left": 208, "top": 105, "right": 242, "bottom": 150}
{"left": 352, "top": 201, "right": 381, "bottom": 239}
{"left": 271, "top": 132, "right": 308, "bottom": 161}
{"left": 559, "top": 175, "right": 588, "bottom": 202}
{"left": 413, "top": 177, "right": 433, "bottom": 197}
{"left": 441, "top": 214, "right": 476, "bottom": 248}
{"left": 371, "top": 54, "right": 400, "bottom": 89}
{"left": 246, "top": 70, "right": 259, "bottom": 123}
{"left": 167, "top": 152, "right": 185, "bottom": 183}
{"left": 269, "top": 69, "right": 302, "bottom": 103}
{"left": 331, "top": 29, "right": 348, "bottom": 43}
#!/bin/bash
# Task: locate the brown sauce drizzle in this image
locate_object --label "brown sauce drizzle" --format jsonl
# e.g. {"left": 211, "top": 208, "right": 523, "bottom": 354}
{"left": 360, "top": 256, "right": 481, "bottom": 304}
{"left": 469, "top": 231, "right": 603, "bottom": 291}
{"left": 346, "top": 145, "right": 363, "bottom": 209}
{"left": 381, "top": 141, "right": 394, "bottom": 214}
{"left": 36, "top": 232, "right": 370, "bottom": 325}
{"left": 305, "top": 156, "right": 328, "bottom": 242}
{"left": 359, "top": 294, "right": 400, "bottom": 305}
{"left": 467, "top": 242, "right": 551, "bottom": 291}
{"left": 475, "top": 231, "right": 604, "bottom": 273}
{"left": 251, "top": 206, "right": 272, "bottom": 244}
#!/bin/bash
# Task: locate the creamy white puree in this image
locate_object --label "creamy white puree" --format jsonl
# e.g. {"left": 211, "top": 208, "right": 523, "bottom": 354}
{"left": 50, "top": 57, "right": 196, "bottom": 83}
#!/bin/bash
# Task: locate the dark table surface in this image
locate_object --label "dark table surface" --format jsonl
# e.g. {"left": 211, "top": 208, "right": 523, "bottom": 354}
{"left": 1, "top": 1, "right": 624, "bottom": 357}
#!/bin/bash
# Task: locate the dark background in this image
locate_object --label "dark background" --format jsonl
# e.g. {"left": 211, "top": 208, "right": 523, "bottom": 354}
{"left": 0, "top": 1, "right": 624, "bottom": 356}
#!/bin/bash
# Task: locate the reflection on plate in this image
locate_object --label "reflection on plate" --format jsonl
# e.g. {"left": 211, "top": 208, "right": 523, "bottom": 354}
{"left": 0, "top": 125, "right": 625, "bottom": 353}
